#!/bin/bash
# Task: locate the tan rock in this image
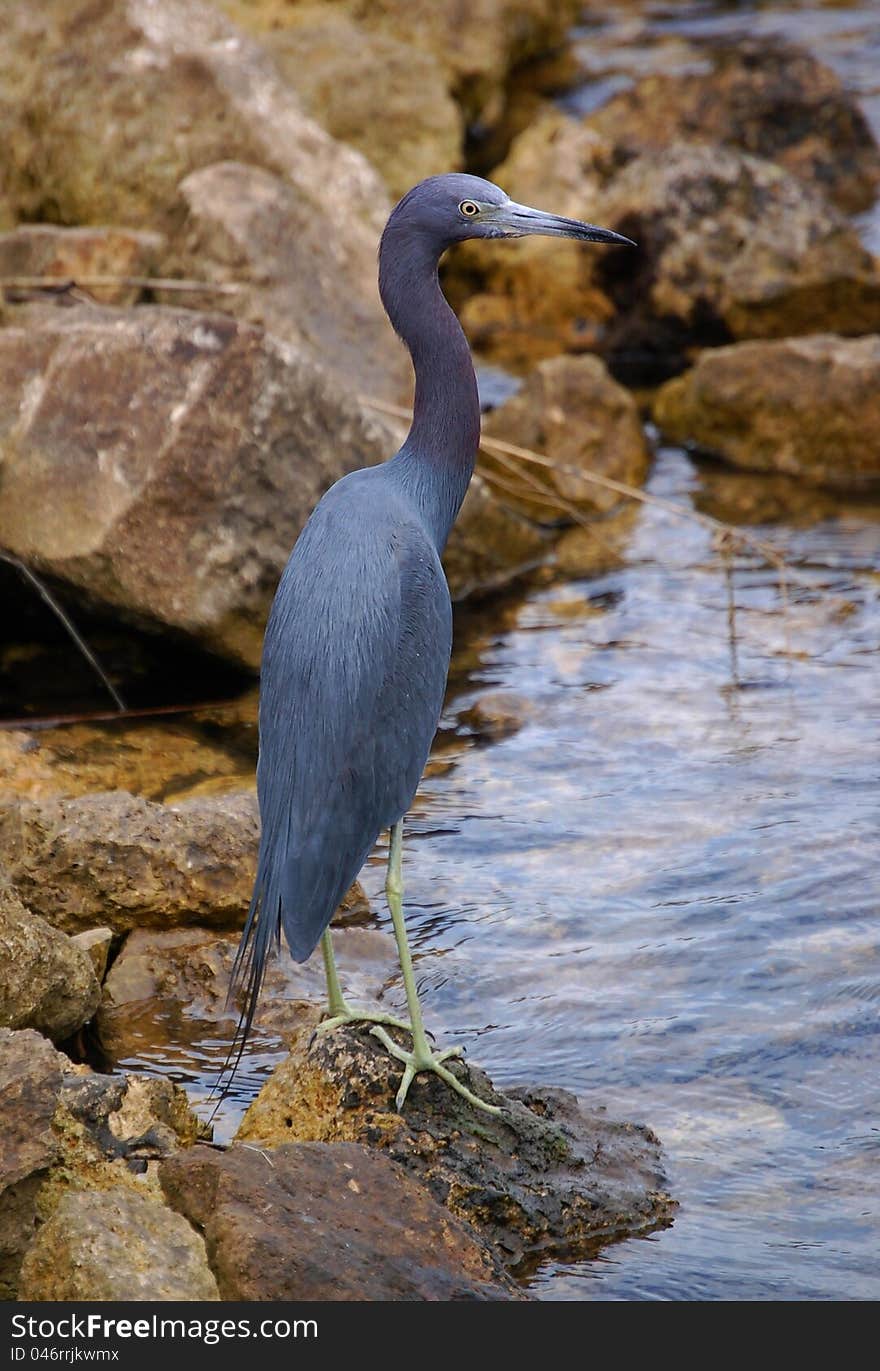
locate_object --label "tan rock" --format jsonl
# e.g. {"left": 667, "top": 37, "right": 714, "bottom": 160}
{"left": 266, "top": 10, "right": 463, "bottom": 199}
{"left": 0, "top": 789, "right": 260, "bottom": 935}
{"left": 0, "top": 307, "right": 395, "bottom": 667}
{"left": 481, "top": 354, "right": 649, "bottom": 520}
{"left": 0, "top": 225, "right": 163, "bottom": 305}
{"left": 162, "top": 161, "right": 410, "bottom": 403}
{"left": 595, "top": 144, "right": 880, "bottom": 366}
{"left": 459, "top": 690, "right": 534, "bottom": 740}
{"left": 0, "top": 1029, "right": 63, "bottom": 1297}
{"left": 18, "top": 1188, "right": 220, "bottom": 1301}
{"left": 452, "top": 110, "right": 615, "bottom": 365}
{"left": 161, "top": 1141, "right": 516, "bottom": 1300}
{"left": 0, "top": 890, "right": 100, "bottom": 1041}
{"left": 587, "top": 37, "right": 880, "bottom": 213}
{"left": 443, "top": 473, "right": 550, "bottom": 600}
{"left": 654, "top": 334, "right": 880, "bottom": 488}
{"left": 69, "top": 928, "right": 114, "bottom": 983}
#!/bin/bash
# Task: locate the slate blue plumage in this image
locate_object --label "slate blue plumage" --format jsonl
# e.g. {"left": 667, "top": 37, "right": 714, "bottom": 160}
{"left": 230, "top": 174, "right": 633, "bottom": 1109}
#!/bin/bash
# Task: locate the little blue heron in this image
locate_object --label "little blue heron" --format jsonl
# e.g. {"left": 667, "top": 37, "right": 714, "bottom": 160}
{"left": 231, "top": 174, "right": 633, "bottom": 1114}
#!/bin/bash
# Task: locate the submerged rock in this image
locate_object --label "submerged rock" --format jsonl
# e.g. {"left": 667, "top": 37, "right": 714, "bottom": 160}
{"left": 96, "top": 922, "right": 398, "bottom": 1064}
{"left": 237, "top": 1018, "right": 676, "bottom": 1272}
{"left": 18, "top": 1188, "right": 220, "bottom": 1301}
{"left": 0, "top": 889, "right": 100, "bottom": 1041}
{"left": 459, "top": 690, "right": 534, "bottom": 741}
{"left": 654, "top": 334, "right": 880, "bottom": 488}
{"left": 586, "top": 37, "right": 880, "bottom": 213}
{"left": 0, "top": 225, "right": 163, "bottom": 306}
{"left": 0, "top": 306, "right": 394, "bottom": 667}
{"left": 160, "top": 1141, "right": 519, "bottom": 1300}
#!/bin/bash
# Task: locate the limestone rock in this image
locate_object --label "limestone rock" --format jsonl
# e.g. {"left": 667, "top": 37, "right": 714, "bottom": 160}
{"left": 18, "top": 1188, "right": 220, "bottom": 1301}
{"left": 0, "top": 306, "right": 395, "bottom": 666}
{"left": 0, "top": 889, "right": 100, "bottom": 1040}
{"left": 162, "top": 161, "right": 410, "bottom": 404}
{"left": 0, "top": 789, "right": 259, "bottom": 935}
{"left": 237, "top": 1018, "right": 676, "bottom": 1271}
{"left": 654, "top": 334, "right": 880, "bottom": 488}
{"left": 595, "top": 144, "right": 880, "bottom": 370}
{"left": 481, "top": 354, "right": 649, "bottom": 520}
{"left": 0, "top": 1029, "right": 63, "bottom": 1297}
{"left": 0, "top": 225, "right": 163, "bottom": 306}
{"left": 96, "top": 923, "right": 399, "bottom": 1064}
{"left": 266, "top": 12, "right": 463, "bottom": 199}
{"left": 459, "top": 690, "right": 534, "bottom": 741}
{"left": 443, "top": 474, "right": 550, "bottom": 599}
{"left": 452, "top": 110, "right": 615, "bottom": 365}
{"left": 161, "top": 1141, "right": 518, "bottom": 1300}
{"left": 587, "top": 37, "right": 880, "bottom": 213}
{"left": 69, "top": 928, "right": 114, "bottom": 983}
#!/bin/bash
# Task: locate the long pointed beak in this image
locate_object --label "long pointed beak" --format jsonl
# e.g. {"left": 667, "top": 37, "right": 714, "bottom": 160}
{"left": 496, "top": 201, "right": 635, "bottom": 247}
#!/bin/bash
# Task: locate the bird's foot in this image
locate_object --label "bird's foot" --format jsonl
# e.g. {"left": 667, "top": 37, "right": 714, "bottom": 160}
{"left": 314, "top": 1005, "right": 413, "bottom": 1040}
{"left": 369, "top": 1024, "right": 503, "bottom": 1116}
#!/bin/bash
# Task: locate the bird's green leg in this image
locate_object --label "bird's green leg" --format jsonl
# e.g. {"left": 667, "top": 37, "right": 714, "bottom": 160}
{"left": 371, "top": 821, "right": 502, "bottom": 1115}
{"left": 313, "top": 927, "right": 413, "bottom": 1037}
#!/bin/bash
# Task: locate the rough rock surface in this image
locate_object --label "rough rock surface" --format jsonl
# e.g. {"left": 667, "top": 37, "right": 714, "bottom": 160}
{"left": 0, "top": 889, "right": 100, "bottom": 1040}
{"left": 0, "top": 1029, "right": 62, "bottom": 1297}
{"left": 0, "top": 306, "right": 395, "bottom": 666}
{"left": 162, "top": 160, "right": 410, "bottom": 403}
{"left": 0, "top": 1026, "right": 202, "bottom": 1296}
{"left": 0, "top": 225, "right": 163, "bottom": 305}
{"left": 161, "top": 1141, "right": 519, "bottom": 1300}
{"left": 237, "top": 1018, "right": 676, "bottom": 1271}
{"left": 266, "top": 12, "right": 463, "bottom": 198}
{"left": 18, "top": 1188, "right": 220, "bottom": 1301}
{"left": 595, "top": 144, "right": 880, "bottom": 369}
{"left": 481, "top": 354, "right": 649, "bottom": 520}
{"left": 452, "top": 110, "right": 615, "bottom": 364}
{"left": 96, "top": 923, "right": 399, "bottom": 1064}
{"left": 69, "top": 928, "right": 114, "bottom": 983}
{"left": 654, "top": 334, "right": 880, "bottom": 488}
{"left": 443, "top": 474, "right": 551, "bottom": 599}
{"left": 222, "top": 0, "right": 580, "bottom": 128}
{"left": 0, "top": 789, "right": 259, "bottom": 934}
{"left": 587, "top": 37, "right": 880, "bottom": 213}
{"left": 0, "top": 0, "right": 386, "bottom": 235}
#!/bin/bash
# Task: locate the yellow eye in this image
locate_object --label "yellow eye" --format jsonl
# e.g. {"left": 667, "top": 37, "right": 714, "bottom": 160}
{"left": 459, "top": 200, "right": 480, "bottom": 217}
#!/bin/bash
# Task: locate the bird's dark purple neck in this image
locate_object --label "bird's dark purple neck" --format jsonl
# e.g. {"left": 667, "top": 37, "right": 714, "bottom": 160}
{"left": 379, "top": 223, "right": 480, "bottom": 552}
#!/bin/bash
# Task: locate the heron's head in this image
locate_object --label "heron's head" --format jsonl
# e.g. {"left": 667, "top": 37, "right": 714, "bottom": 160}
{"left": 384, "top": 173, "right": 635, "bottom": 254}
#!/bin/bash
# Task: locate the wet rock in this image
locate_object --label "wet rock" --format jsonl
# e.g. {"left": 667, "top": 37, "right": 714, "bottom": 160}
{"left": 0, "top": 789, "right": 259, "bottom": 935}
{"left": 162, "top": 161, "right": 410, "bottom": 404}
{"left": 0, "top": 225, "right": 163, "bottom": 306}
{"left": 69, "top": 928, "right": 114, "bottom": 983}
{"left": 0, "top": 306, "right": 395, "bottom": 667}
{"left": 452, "top": 110, "right": 615, "bottom": 365}
{"left": 459, "top": 690, "right": 534, "bottom": 740}
{"left": 654, "top": 334, "right": 880, "bottom": 488}
{"left": 481, "top": 354, "right": 649, "bottom": 521}
{"left": 596, "top": 144, "right": 880, "bottom": 368}
{"left": 161, "top": 1141, "right": 518, "bottom": 1300}
{"left": 586, "top": 37, "right": 880, "bottom": 213}
{"left": 18, "top": 1188, "right": 220, "bottom": 1301}
{"left": 266, "top": 12, "right": 463, "bottom": 199}
{"left": 0, "top": 1029, "right": 63, "bottom": 1297}
{"left": 96, "top": 923, "right": 398, "bottom": 1064}
{"left": 0, "top": 889, "right": 100, "bottom": 1041}
{"left": 237, "top": 1019, "right": 676, "bottom": 1272}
